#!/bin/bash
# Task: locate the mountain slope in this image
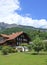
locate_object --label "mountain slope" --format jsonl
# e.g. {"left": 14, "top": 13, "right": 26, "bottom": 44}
{"left": 0, "top": 22, "right": 47, "bottom": 33}
{"left": 0, "top": 22, "right": 18, "bottom": 30}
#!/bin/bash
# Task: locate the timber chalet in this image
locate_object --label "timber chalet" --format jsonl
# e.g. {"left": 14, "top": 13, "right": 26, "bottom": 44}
{"left": 0, "top": 31, "right": 31, "bottom": 46}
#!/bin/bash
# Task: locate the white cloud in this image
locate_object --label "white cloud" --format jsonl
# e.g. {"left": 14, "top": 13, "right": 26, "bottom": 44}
{"left": 0, "top": 0, "right": 21, "bottom": 19}
{"left": 17, "top": 17, "right": 47, "bottom": 28}
{"left": 0, "top": 0, "right": 47, "bottom": 28}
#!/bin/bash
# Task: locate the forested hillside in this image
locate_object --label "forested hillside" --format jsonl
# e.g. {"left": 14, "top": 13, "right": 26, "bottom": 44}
{"left": 0, "top": 27, "right": 47, "bottom": 41}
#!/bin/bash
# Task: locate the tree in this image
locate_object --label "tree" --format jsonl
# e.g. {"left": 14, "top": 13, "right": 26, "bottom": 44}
{"left": 43, "top": 40, "right": 47, "bottom": 51}
{"left": 33, "top": 36, "right": 43, "bottom": 54}
{"left": 2, "top": 46, "right": 8, "bottom": 55}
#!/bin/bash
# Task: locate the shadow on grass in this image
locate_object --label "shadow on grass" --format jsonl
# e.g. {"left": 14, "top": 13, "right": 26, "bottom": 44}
{"left": 31, "top": 52, "right": 47, "bottom": 55}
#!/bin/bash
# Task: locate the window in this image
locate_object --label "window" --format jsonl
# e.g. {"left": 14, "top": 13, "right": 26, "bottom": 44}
{"left": 23, "top": 39, "right": 27, "bottom": 42}
{"left": 21, "top": 35, "right": 24, "bottom": 38}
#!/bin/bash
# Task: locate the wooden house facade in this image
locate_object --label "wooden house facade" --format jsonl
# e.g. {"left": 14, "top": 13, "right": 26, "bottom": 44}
{"left": 0, "top": 32, "right": 31, "bottom": 46}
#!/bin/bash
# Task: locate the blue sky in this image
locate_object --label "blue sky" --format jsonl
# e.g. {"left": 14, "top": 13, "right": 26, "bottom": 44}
{"left": 0, "top": 0, "right": 47, "bottom": 28}
{"left": 17, "top": 0, "right": 47, "bottom": 19}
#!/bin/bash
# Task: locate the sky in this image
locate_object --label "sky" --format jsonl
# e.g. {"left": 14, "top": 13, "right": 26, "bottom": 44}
{"left": 0, "top": 0, "right": 47, "bottom": 28}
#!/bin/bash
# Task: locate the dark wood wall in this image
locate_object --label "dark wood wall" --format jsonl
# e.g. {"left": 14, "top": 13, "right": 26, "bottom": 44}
{"left": 15, "top": 34, "right": 29, "bottom": 46}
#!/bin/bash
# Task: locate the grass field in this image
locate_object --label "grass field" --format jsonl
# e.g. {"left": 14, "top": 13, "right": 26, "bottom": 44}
{"left": 0, "top": 52, "right": 47, "bottom": 65}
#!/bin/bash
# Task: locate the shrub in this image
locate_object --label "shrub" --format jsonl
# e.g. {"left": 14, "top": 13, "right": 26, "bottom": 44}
{"left": 8, "top": 46, "right": 12, "bottom": 53}
{"left": 2, "top": 46, "right": 8, "bottom": 55}
{"left": 27, "top": 44, "right": 32, "bottom": 51}
{"left": 20, "top": 43, "right": 28, "bottom": 46}
{"left": 8, "top": 46, "right": 18, "bottom": 53}
{"left": 0, "top": 46, "right": 2, "bottom": 50}
{"left": 12, "top": 48, "right": 17, "bottom": 53}
{"left": 2, "top": 45, "right": 18, "bottom": 55}
{"left": 31, "top": 52, "right": 38, "bottom": 55}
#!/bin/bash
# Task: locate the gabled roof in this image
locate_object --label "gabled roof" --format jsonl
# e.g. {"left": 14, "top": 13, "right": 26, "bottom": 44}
{"left": 7, "top": 31, "right": 24, "bottom": 40}
{"left": 0, "top": 31, "right": 24, "bottom": 42}
{"left": 0, "top": 34, "right": 9, "bottom": 38}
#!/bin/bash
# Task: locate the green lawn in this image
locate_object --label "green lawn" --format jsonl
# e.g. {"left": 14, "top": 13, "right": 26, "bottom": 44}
{"left": 0, "top": 52, "right": 47, "bottom": 65}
